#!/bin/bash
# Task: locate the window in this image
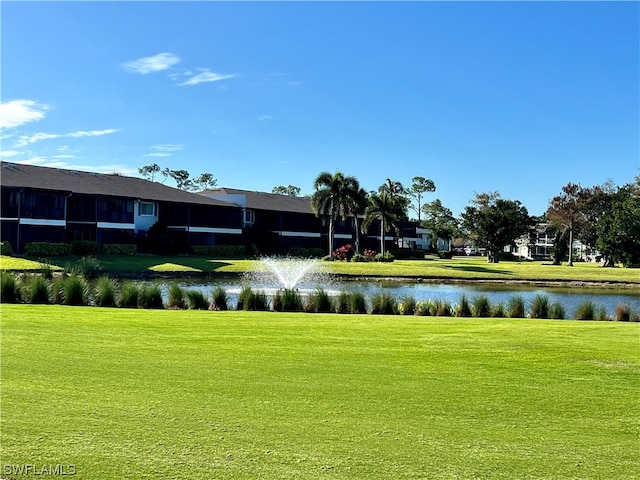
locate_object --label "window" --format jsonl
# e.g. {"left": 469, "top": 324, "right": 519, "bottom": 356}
{"left": 243, "top": 209, "right": 255, "bottom": 226}
{"left": 139, "top": 202, "right": 156, "bottom": 216}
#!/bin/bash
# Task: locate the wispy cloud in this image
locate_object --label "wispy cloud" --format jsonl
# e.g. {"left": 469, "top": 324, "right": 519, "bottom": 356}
{"left": 178, "top": 69, "right": 236, "bottom": 86}
{"left": 143, "top": 152, "right": 171, "bottom": 157}
{"left": 150, "top": 144, "right": 183, "bottom": 152}
{"left": 0, "top": 100, "right": 49, "bottom": 129}
{"left": 15, "top": 128, "right": 119, "bottom": 147}
{"left": 11, "top": 158, "right": 137, "bottom": 176}
{"left": 124, "top": 52, "right": 180, "bottom": 74}
{"left": 257, "top": 114, "right": 274, "bottom": 121}
{"left": 0, "top": 150, "right": 22, "bottom": 158}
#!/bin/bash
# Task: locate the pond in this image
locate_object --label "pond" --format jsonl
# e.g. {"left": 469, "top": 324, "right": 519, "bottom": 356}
{"left": 150, "top": 276, "right": 640, "bottom": 319}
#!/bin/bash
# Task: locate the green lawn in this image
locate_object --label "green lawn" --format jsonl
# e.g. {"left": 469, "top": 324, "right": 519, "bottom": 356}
{"left": 2, "top": 254, "right": 639, "bottom": 284}
{"left": 1, "top": 305, "right": 638, "bottom": 479}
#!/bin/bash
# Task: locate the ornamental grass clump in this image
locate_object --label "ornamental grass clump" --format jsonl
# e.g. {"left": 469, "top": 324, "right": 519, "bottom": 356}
{"left": 575, "top": 300, "right": 596, "bottom": 321}
{"left": 490, "top": 302, "right": 506, "bottom": 318}
{"left": 530, "top": 294, "right": 550, "bottom": 319}
{"left": 210, "top": 286, "right": 229, "bottom": 311}
{"left": 415, "top": 300, "right": 434, "bottom": 316}
{"left": 434, "top": 298, "right": 452, "bottom": 316}
{"left": 335, "top": 291, "right": 351, "bottom": 314}
{"left": 63, "top": 275, "right": 88, "bottom": 306}
{"left": 139, "top": 284, "right": 164, "bottom": 309}
{"left": 273, "top": 289, "right": 303, "bottom": 312}
{"left": 305, "top": 288, "right": 333, "bottom": 313}
{"left": 549, "top": 301, "right": 566, "bottom": 320}
{"left": 1, "top": 272, "right": 21, "bottom": 303}
{"left": 508, "top": 295, "right": 526, "bottom": 318}
{"left": 66, "top": 256, "right": 103, "bottom": 279}
{"left": 349, "top": 291, "right": 367, "bottom": 314}
{"left": 596, "top": 306, "right": 610, "bottom": 322}
{"left": 614, "top": 304, "right": 638, "bottom": 322}
{"left": 94, "top": 276, "right": 118, "bottom": 307}
{"left": 399, "top": 295, "right": 417, "bottom": 315}
{"left": 118, "top": 281, "right": 141, "bottom": 308}
{"left": 471, "top": 295, "right": 491, "bottom": 317}
{"left": 456, "top": 295, "right": 472, "bottom": 317}
{"left": 370, "top": 292, "right": 397, "bottom": 315}
{"left": 184, "top": 289, "right": 209, "bottom": 310}
{"left": 51, "top": 277, "right": 65, "bottom": 304}
{"left": 237, "top": 285, "right": 269, "bottom": 311}
{"left": 24, "top": 275, "right": 50, "bottom": 304}
{"left": 167, "top": 284, "right": 185, "bottom": 309}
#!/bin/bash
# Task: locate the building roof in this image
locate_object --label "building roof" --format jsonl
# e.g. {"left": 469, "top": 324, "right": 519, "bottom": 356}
{"left": 202, "top": 187, "right": 315, "bottom": 214}
{"left": 0, "top": 162, "right": 233, "bottom": 207}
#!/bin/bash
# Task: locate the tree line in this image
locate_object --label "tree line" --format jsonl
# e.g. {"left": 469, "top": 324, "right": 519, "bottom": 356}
{"left": 138, "top": 163, "right": 639, "bottom": 267}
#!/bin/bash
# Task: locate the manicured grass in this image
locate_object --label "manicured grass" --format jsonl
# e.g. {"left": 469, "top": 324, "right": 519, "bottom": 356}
{"left": 2, "top": 255, "right": 639, "bottom": 285}
{"left": 1, "top": 305, "right": 638, "bottom": 479}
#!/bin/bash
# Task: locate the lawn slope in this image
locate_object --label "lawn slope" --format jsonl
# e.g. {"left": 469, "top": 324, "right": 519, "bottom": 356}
{"left": 1, "top": 305, "right": 639, "bottom": 479}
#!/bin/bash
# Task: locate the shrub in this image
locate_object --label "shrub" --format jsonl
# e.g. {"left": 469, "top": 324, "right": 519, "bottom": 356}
{"left": 456, "top": 295, "right": 472, "bottom": 317}
{"left": 236, "top": 285, "right": 269, "bottom": 311}
{"left": 332, "top": 244, "right": 354, "bottom": 261}
{"left": 363, "top": 250, "right": 377, "bottom": 260}
{"left": 471, "top": 295, "right": 491, "bottom": 317}
{"left": 399, "top": 295, "right": 417, "bottom": 315}
{"left": 119, "top": 281, "right": 141, "bottom": 308}
{"left": 351, "top": 253, "right": 367, "bottom": 262}
{"left": 596, "top": 306, "right": 610, "bottom": 322}
{"left": 72, "top": 240, "right": 100, "bottom": 256}
{"left": 434, "top": 298, "right": 452, "bottom": 317}
{"left": 191, "top": 245, "right": 246, "bottom": 257}
{"left": 615, "top": 304, "right": 631, "bottom": 322}
{"left": 63, "top": 275, "right": 88, "bottom": 306}
{"left": 1, "top": 272, "right": 21, "bottom": 303}
{"left": 370, "top": 292, "right": 397, "bottom": 315}
{"left": 25, "top": 242, "right": 72, "bottom": 257}
{"left": 530, "top": 294, "right": 550, "bottom": 319}
{"left": 94, "top": 276, "right": 118, "bottom": 307}
{"left": 490, "top": 302, "right": 506, "bottom": 318}
{"left": 336, "top": 291, "right": 351, "bottom": 314}
{"left": 507, "top": 295, "right": 526, "bottom": 318}
{"left": 66, "top": 256, "right": 103, "bottom": 279}
{"left": 415, "top": 300, "right": 434, "bottom": 316}
{"left": 290, "top": 247, "right": 309, "bottom": 258}
{"left": 211, "top": 286, "right": 229, "bottom": 311}
{"left": 438, "top": 250, "right": 453, "bottom": 260}
{"left": 139, "top": 284, "right": 164, "bottom": 309}
{"left": 102, "top": 244, "right": 137, "bottom": 255}
{"left": 549, "top": 302, "right": 566, "bottom": 320}
{"left": 184, "top": 289, "right": 209, "bottom": 310}
{"left": 305, "top": 288, "right": 333, "bottom": 313}
{"left": 167, "top": 284, "right": 185, "bottom": 309}
{"left": 24, "top": 275, "right": 50, "bottom": 304}
{"left": 273, "top": 289, "right": 303, "bottom": 312}
{"left": 575, "top": 301, "right": 596, "bottom": 321}
{"left": 1, "top": 241, "right": 13, "bottom": 256}
{"left": 51, "top": 277, "right": 65, "bottom": 304}
{"left": 374, "top": 252, "right": 395, "bottom": 263}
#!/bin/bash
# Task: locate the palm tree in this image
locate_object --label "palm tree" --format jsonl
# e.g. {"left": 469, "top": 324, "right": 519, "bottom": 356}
{"left": 311, "top": 172, "right": 360, "bottom": 257}
{"left": 344, "top": 182, "right": 368, "bottom": 253}
{"left": 361, "top": 191, "right": 406, "bottom": 256}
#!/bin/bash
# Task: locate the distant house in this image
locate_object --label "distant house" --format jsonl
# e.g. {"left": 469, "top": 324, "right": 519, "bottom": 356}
{"left": 0, "top": 162, "right": 242, "bottom": 253}
{"left": 201, "top": 188, "right": 356, "bottom": 254}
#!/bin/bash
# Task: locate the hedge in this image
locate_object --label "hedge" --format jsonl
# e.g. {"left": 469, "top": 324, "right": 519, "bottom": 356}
{"left": 25, "top": 242, "right": 72, "bottom": 257}
{"left": 191, "top": 245, "right": 246, "bottom": 257}
{"left": 1, "top": 241, "right": 13, "bottom": 256}
{"left": 102, "top": 244, "right": 137, "bottom": 255}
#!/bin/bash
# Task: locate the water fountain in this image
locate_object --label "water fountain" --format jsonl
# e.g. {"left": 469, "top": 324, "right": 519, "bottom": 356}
{"left": 259, "top": 256, "right": 319, "bottom": 290}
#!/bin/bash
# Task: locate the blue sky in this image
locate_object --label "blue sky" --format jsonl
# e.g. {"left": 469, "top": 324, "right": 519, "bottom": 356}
{"left": 1, "top": 1, "right": 638, "bottom": 217}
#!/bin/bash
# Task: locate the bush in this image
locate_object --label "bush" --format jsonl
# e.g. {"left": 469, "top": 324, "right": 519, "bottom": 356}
{"left": 332, "top": 244, "right": 354, "bottom": 261}
{"left": 363, "top": 250, "right": 377, "bottom": 260}
{"left": 1, "top": 241, "right": 13, "bottom": 256}
{"left": 236, "top": 285, "right": 269, "bottom": 311}
{"left": 471, "top": 295, "right": 491, "bottom": 317}
{"left": 575, "top": 301, "right": 596, "bottom": 321}
{"left": 24, "top": 275, "right": 50, "bottom": 304}
{"left": 273, "top": 289, "right": 303, "bottom": 312}
{"left": 63, "top": 275, "right": 88, "bottom": 306}
{"left": 1, "top": 272, "right": 21, "bottom": 303}
{"left": 289, "top": 247, "right": 309, "bottom": 258}
{"left": 66, "top": 256, "right": 103, "bottom": 279}
{"left": 415, "top": 300, "right": 434, "bottom": 316}
{"left": 305, "top": 288, "right": 333, "bottom": 313}
{"left": 530, "top": 295, "right": 550, "bottom": 319}
{"left": 456, "top": 295, "right": 472, "bottom": 317}
{"left": 596, "top": 306, "right": 610, "bottom": 322}
{"left": 25, "top": 242, "right": 71, "bottom": 257}
{"left": 490, "top": 302, "right": 506, "bottom": 318}
{"left": 119, "top": 281, "right": 141, "bottom": 308}
{"left": 139, "top": 284, "right": 164, "bottom": 309}
{"left": 508, "top": 295, "right": 526, "bottom": 318}
{"left": 211, "top": 286, "right": 229, "bottom": 311}
{"left": 191, "top": 245, "right": 246, "bottom": 257}
{"left": 374, "top": 252, "right": 395, "bottom": 263}
{"left": 51, "top": 277, "right": 65, "bottom": 304}
{"left": 615, "top": 304, "right": 632, "bottom": 322}
{"left": 349, "top": 291, "right": 367, "bottom": 314}
{"left": 167, "top": 284, "right": 185, "bottom": 309}
{"left": 184, "top": 289, "right": 209, "bottom": 310}
{"left": 399, "top": 295, "right": 417, "bottom": 315}
{"left": 351, "top": 253, "right": 367, "bottom": 262}
{"left": 72, "top": 240, "right": 100, "bottom": 256}
{"left": 549, "top": 302, "right": 566, "bottom": 320}
{"left": 335, "top": 291, "right": 351, "bottom": 314}
{"left": 102, "top": 244, "right": 137, "bottom": 255}
{"left": 94, "top": 276, "right": 118, "bottom": 307}
{"left": 438, "top": 250, "right": 453, "bottom": 260}
{"left": 370, "top": 292, "right": 397, "bottom": 315}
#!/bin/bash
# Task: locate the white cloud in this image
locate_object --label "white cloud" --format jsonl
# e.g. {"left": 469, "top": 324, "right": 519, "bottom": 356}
{"left": 257, "top": 115, "right": 274, "bottom": 121}
{"left": 11, "top": 158, "right": 137, "bottom": 176}
{"left": 150, "top": 144, "right": 183, "bottom": 152}
{"left": 143, "top": 152, "right": 171, "bottom": 157}
{"left": 124, "top": 52, "right": 180, "bottom": 74}
{"left": 68, "top": 129, "right": 119, "bottom": 138}
{"left": 0, "top": 100, "right": 48, "bottom": 129}
{"left": 0, "top": 150, "right": 21, "bottom": 158}
{"left": 16, "top": 132, "right": 62, "bottom": 147}
{"left": 178, "top": 70, "right": 235, "bottom": 86}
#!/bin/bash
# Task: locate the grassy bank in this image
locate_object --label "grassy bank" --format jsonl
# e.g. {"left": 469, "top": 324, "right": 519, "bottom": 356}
{"left": 1, "top": 254, "right": 639, "bottom": 285}
{"left": 1, "top": 305, "right": 638, "bottom": 479}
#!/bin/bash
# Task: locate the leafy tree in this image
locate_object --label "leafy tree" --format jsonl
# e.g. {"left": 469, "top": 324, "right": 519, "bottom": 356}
{"left": 272, "top": 185, "right": 301, "bottom": 197}
{"left": 461, "top": 193, "right": 533, "bottom": 263}
{"left": 138, "top": 163, "right": 161, "bottom": 181}
{"left": 362, "top": 191, "right": 407, "bottom": 256}
{"left": 408, "top": 176, "right": 436, "bottom": 222}
{"left": 546, "top": 183, "right": 584, "bottom": 266}
{"left": 576, "top": 181, "right": 615, "bottom": 254}
{"left": 596, "top": 180, "right": 640, "bottom": 267}
{"left": 138, "top": 164, "right": 217, "bottom": 191}
{"left": 421, "top": 199, "right": 458, "bottom": 251}
{"left": 311, "top": 172, "right": 360, "bottom": 257}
